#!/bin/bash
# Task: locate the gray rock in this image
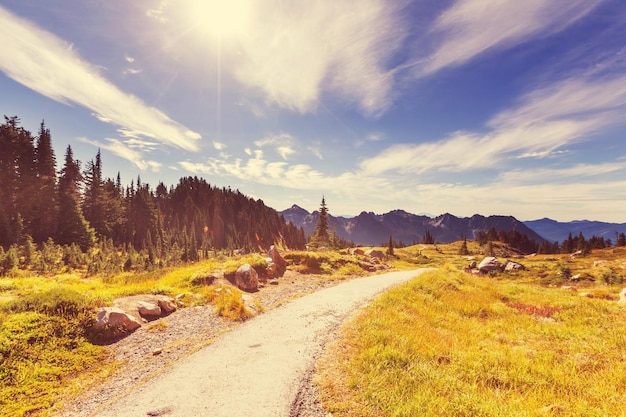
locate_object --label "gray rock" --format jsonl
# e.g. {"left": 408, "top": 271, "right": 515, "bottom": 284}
{"left": 268, "top": 245, "right": 287, "bottom": 277}
{"left": 94, "top": 307, "right": 142, "bottom": 331}
{"left": 365, "top": 249, "right": 385, "bottom": 259}
{"left": 504, "top": 260, "right": 525, "bottom": 271}
{"left": 137, "top": 301, "right": 162, "bottom": 317}
{"left": 477, "top": 256, "right": 502, "bottom": 273}
{"left": 158, "top": 297, "right": 177, "bottom": 314}
{"left": 235, "top": 263, "right": 259, "bottom": 292}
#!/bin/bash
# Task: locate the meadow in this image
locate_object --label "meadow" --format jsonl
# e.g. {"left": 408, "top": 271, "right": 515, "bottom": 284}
{"left": 318, "top": 242, "right": 626, "bottom": 416}
{"left": 0, "top": 249, "right": 369, "bottom": 416}
{"left": 1, "top": 241, "right": 625, "bottom": 416}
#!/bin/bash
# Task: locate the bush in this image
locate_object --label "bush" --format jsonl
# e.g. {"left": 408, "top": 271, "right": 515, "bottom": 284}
{"left": 1, "top": 287, "right": 94, "bottom": 324}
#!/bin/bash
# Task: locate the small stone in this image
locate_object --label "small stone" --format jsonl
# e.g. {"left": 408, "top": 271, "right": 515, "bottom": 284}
{"left": 152, "top": 348, "right": 163, "bottom": 356}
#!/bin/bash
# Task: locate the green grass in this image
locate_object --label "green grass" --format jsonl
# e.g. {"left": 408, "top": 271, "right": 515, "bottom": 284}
{"left": 0, "top": 255, "right": 259, "bottom": 416}
{"left": 318, "top": 265, "right": 626, "bottom": 416}
{"left": 0, "top": 289, "right": 113, "bottom": 417}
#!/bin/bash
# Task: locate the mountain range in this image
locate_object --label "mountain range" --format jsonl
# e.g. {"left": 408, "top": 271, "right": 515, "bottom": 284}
{"left": 523, "top": 218, "right": 626, "bottom": 243}
{"left": 279, "top": 205, "right": 626, "bottom": 245}
{"left": 279, "top": 205, "right": 545, "bottom": 246}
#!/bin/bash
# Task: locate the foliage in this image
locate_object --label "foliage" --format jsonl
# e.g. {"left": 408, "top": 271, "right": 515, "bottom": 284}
{"left": 205, "top": 286, "right": 255, "bottom": 321}
{"left": 0, "top": 118, "right": 306, "bottom": 265}
{"left": 309, "top": 196, "right": 330, "bottom": 248}
{"left": 318, "top": 268, "right": 626, "bottom": 417}
{"left": 0, "top": 287, "right": 109, "bottom": 417}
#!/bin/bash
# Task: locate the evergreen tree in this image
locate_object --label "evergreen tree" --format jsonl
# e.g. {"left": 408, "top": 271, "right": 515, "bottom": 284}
{"left": 311, "top": 196, "right": 329, "bottom": 247}
{"left": 82, "top": 149, "right": 105, "bottom": 236}
{"left": 0, "top": 116, "right": 38, "bottom": 246}
{"left": 458, "top": 235, "right": 469, "bottom": 255}
{"left": 56, "top": 146, "right": 95, "bottom": 250}
{"left": 386, "top": 234, "right": 394, "bottom": 256}
{"left": 422, "top": 229, "right": 435, "bottom": 244}
{"left": 32, "top": 121, "right": 58, "bottom": 242}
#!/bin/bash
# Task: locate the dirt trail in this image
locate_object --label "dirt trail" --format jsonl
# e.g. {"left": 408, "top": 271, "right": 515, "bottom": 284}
{"left": 88, "top": 269, "right": 427, "bottom": 417}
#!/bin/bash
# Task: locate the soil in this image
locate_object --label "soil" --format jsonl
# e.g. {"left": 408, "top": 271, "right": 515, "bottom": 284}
{"left": 57, "top": 269, "right": 345, "bottom": 417}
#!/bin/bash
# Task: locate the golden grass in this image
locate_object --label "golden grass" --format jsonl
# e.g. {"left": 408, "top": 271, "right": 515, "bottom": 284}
{"left": 318, "top": 264, "right": 626, "bottom": 417}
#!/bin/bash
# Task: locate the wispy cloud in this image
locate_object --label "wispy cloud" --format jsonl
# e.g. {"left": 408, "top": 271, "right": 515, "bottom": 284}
{"left": 78, "top": 137, "right": 162, "bottom": 171}
{"left": 0, "top": 5, "right": 200, "bottom": 151}
{"left": 360, "top": 69, "right": 626, "bottom": 175}
{"left": 232, "top": 0, "right": 408, "bottom": 116}
{"left": 254, "top": 133, "right": 297, "bottom": 160}
{"left": 213, "top": 140, "right": 227, "bottom": 151}
{"left": 418, "top": 0, "right": 603, "bottom": 76}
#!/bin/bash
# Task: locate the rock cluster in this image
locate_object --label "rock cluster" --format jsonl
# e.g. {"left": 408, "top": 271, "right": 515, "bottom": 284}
{"left": 231, "top": 245, "right": 288, "bottom": 292}
{"left": 93, "top": 295, "right": 177, "bottom": 335}
{"left": 465, "top": 256, "right": 526, "bottom": 274}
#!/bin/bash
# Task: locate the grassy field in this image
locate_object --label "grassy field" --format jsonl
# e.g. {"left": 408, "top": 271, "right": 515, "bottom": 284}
{"left": 318, "top": 243, "right": 626, "bottom": 416}
{"left": 2, "top": 241, "right": 626, "bottom": 416}
{"left": 0, "top": 249, "right": 366, "bottom": 416}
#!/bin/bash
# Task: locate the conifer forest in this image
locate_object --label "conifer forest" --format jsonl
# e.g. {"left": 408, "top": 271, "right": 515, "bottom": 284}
{"left": 0, "top": 117, "right": 306, "bottom": 275}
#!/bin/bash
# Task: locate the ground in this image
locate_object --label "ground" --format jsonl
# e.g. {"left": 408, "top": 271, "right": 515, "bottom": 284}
{"left": 58, "top": 269, "right": 345, "bottom": 416}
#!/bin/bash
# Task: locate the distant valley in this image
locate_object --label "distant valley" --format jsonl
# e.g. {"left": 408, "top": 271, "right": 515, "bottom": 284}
{"left": 280, "top": 205, "right": 626, "bottom": 246}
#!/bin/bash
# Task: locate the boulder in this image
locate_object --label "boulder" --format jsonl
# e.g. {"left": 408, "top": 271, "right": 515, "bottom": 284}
{"left": 158, "top": 297, "right": 177, "bottom": 314}
{"left": 353, "top": 248, "right": 365, "bottom": 256}
{"left": 365, "top": 249, "right": 385, "bottom": 260}
{"left": 618, "top": 288, "right": 626, "bottom": 305}
{"left": 137, "top": 301, "right": 162, "bottom": 317}
{"left": 268, "top": 245, "right": 287, "bottom": 277}
{"left": 94, "top": 307, "right": 142, "bottom": 331}
{"left": 235, "top": 263, "right": 259, "bottom": 292}
{"left": 593, "top": 260, "right": 608, "bottom": 267}
{"left": 504, "top": 260, "right": 526, "bottom": 271}
{"left": 477, "top": 256, "right": 502, "bottom": 273}
{"left": 241, "top": 294, "right": 261, "bottom": 316}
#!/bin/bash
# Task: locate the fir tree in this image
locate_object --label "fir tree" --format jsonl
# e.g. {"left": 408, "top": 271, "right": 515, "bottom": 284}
{"left": 56, "top": 146, "right": 95, "bottom": 251}
{"left": 386, "top": 234, "right": 395, "bottom": 256}
{"left": 311, "top": 196, "right": 329, "bottom": 247}
{"left": 32, "top": 120, "right": 58, "bottom": 242}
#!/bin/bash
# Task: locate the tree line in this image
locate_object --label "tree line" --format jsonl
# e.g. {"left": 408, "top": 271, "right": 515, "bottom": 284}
{"left": 475, "top": 227, "right": 625, "bottom": 255}
{"left": 0, "top": 116, "right": 306, "bottom": 274}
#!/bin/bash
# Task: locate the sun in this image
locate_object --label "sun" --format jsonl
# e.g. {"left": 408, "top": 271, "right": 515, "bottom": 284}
{"left": 186, "top": 0, "right": 254, "bottom": 39}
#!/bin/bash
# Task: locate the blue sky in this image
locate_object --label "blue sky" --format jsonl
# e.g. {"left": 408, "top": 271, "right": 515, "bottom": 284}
{"left": 1, "top": 0, "right": 625, "bottom": 222}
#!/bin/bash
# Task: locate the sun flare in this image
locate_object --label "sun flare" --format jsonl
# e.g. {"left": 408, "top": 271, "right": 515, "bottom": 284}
{"left": 186, "top": 0, "right": 254, "bottom": 39}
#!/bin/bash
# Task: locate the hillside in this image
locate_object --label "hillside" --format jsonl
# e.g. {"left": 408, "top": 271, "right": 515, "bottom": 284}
{"left": 281, "top": 205, "right": 545, "bottom": 246}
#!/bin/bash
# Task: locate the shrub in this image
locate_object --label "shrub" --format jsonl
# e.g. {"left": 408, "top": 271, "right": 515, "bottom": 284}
{"left": 1, "top": 287, "right": 94, "bottom": 328}
{"left": 208, "top": 286, "right": 255, "bottom": 321}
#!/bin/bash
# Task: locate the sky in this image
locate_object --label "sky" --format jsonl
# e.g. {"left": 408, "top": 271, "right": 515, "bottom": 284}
{"left": 1, "top": 0, "right": 625, "bottom": 222}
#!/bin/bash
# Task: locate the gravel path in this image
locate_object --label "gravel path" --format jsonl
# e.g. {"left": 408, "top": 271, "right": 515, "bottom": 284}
{"left": 60, "top": 269, "right": 426, "bottom": 417}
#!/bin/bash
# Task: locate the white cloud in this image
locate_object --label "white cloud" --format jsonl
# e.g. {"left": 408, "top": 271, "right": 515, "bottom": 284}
{"left": 233, "top": 0, "right": 408, "bottom": 116}
{"left": 0, "top": 5, "right": 200, "bottom": 151}
{"left": 418, "top": 0, "right": 603, "bottom": 76}
{"left": 78, "top": 137, "right": 161, "bottom": 171}
{"left": 360, "top": 70, "right": 626, "bottom": 176}
{"left": 254, "top": 133, "right": 296, "bottom": 160}
{"left": 213, "top": 140, "right": 227, "bottom": 150}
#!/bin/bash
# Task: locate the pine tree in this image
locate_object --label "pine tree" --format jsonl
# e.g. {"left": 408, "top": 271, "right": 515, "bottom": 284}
{"left": 56, "top": 145, "right": 95, "bottom": 250}
{"left": 32, "top": 121, "right": 58, "bottom": 242}
{"left": 459, "top": 235, "right": 469, "bottom": 255}
{"left": 311, "top": 197, "right": 329, "bottom": 247}
{"left": 386, "top": 234, "right": 395, "bottom": 256}
{"left": 82, "top": 149, "right": 105, "bottom": 236}
{"left": 0, "top": 116, "right": 38, "bottom": 245}
{"left": 422, "top": 229, "right": 435, "bottom": 244}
